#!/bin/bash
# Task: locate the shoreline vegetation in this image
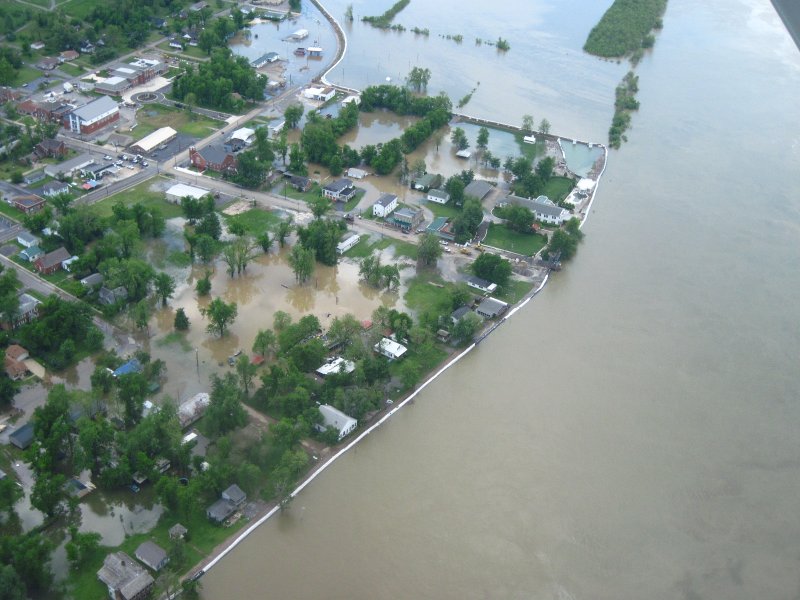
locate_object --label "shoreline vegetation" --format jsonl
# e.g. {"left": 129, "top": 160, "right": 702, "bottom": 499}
{"left": 609, "top": 71, "right": 639, "bottom": 149}
{"left": 362, "top": 0, "right": 410, "bottom": 28}
{"left": 583, "top": 0, "right": 668, "bottom": 148}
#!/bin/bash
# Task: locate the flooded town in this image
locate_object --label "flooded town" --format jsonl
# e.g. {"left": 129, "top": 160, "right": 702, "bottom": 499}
{"left": 0, "top": 0, "right": 615, "bottom": 598}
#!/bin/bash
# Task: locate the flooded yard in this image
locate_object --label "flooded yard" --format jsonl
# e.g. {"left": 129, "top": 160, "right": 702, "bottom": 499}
{"left": 145, "top": 233, "right": 415, "bottom": 405}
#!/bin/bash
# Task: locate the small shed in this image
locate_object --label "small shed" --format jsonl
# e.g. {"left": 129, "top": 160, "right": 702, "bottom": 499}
{"left": 169, "top": 523, "right": 188, "bottom": 540}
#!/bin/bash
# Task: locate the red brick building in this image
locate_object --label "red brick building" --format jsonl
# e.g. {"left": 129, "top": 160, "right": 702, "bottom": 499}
{"left": 35, "top": 247, "right": 71, "bottom": 275}
{"left": 189, "top": 146, "right": 238, "bottom": 174}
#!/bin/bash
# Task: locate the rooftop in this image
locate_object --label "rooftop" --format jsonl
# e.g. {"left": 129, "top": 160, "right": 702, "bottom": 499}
{"left": 135, "top": 541, "right": 168, "bottom": 571}
{"left": 166, "top": 183, "right": 209, "bottom": 200}
{"left": 323, "top": 178, "right": 353, "bottom": 193}
{"left": 374, "top": 193, "right": 397, "bottom": 208}
{"left": 464, "top": 179, "right": 494, "bottom": 200}
{"left": 97, "top": 552, "right": 154, "bottom": 600}
{"left": 71, "top": 96, "right": 118, "bottom": 122}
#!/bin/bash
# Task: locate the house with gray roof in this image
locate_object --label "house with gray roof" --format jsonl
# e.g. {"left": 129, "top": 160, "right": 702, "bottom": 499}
{"left": 464, "top": 179, "right": 494, "bottom": 202}
{"left": 97, "top": 551, "right": 154, "bottom": 600}
{"left": 506, "top": 194, "right": 571, "bottom": 225}
{"left": 475, "top": 297, "right": 509, "bottom": 319}
{"left": 99, "top": 286, "right": 128, "bottom": 305}
{"left": 450, "top": 305, "right": 474, "bottom": 325}
{"left": 168, "top": 523, "right": 188, "bottom": 540}
{"left": 9, "top": 423, "right": 34, "bottom": 449}
{"left": 44, "top": 153, "right": 95, "bottom": 178}
{"left": 135, "top": 541, "right": 169, "bottom": 572}
{"left": 34, "top": 181, "right": 70, "bottom": 197}
{"left": 14, "top": 293, "right": 41, "bottom": 327}
{"left": 426, "top": 188, "right": 450, "bottom": 204}
{"left": 530, "top": 195, "right": 570, "bottom": 225}
{"left": 412, "top": 172, "right": 442, "bottom": 191}
{"left": 222, "top": 484, "right": 247, "bottom": 507}
{"left": 207, "top": 498, "right": 237, "bottom": 523}
{"left": 317, "top": 404, "right": 357, "bottom": 440}
{"left": 81, "top": 273, "right": 104, "bottom": 288}
{"left": 17, "top": 231, "right": 40, "bottom": 248}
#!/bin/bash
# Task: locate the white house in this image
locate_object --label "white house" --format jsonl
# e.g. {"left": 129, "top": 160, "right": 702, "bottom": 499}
{"left": 347, "top": 167, "right": 366, "bottom": 179}
{"left": 322, "top": 178, "right": 356, "bottom": 201}
{"left": 372, "top": 193, "right": 398, "bottom": 218}
{"left": 466, "top": 276, "right": 497, "bottom": 294}
{"left": 531, "top": 195, "right": 570, "bottom": 225}
{"left": 336, "top": 234, "right": 361, "bottom": 255}
{"left": 17, "top": 232, "right": 40, "bottom": 248}
{"left": 317, "top": 404, "right": 357, "bottom": 440}
{"left": 374, "top": 337, "right": 407, "bottom": 360}
{"left": 316, "top": 357, "right": 356, "bottom": 377}
{"left": 427, "top": 189, "right": 450, "bottom": 204}
{"left": 303, "top": 86, "right": 336, "bottom": 102}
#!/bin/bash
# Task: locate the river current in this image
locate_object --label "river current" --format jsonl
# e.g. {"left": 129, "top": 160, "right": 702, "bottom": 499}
{"left": 201, "top": 0, "right": 800, "bottom": 598}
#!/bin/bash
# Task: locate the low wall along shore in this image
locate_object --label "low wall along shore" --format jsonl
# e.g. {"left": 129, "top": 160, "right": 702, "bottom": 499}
{"left": 187, "top": 0, "right": 610, "bottom": 582}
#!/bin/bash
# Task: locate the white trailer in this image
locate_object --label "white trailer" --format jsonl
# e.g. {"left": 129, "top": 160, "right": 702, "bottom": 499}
{"left": 336, "top": 234, "right": 361, "bottom": 255}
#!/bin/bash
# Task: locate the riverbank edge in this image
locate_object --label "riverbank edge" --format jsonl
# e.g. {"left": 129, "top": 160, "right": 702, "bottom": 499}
{"left": 183, "top": 2, "right": 610, "bottom": 585}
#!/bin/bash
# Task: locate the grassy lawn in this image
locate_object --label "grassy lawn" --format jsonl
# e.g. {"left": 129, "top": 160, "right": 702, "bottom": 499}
{"left": 425, "top": 201, "right": 461, "bottom": 220}
{"left": 514, "top": 133, "right": 547, "bottom": 161}
{"left": 59, "top": 62, "right": 85, "bottom": 77}
{"left": 224, "top": 208, "right": 281, "bottom": 236}
{"left": 389, "top": 342, "right": 448, "bottom": 393}
{"left": 405, "top": 273, "right": 454, "bottom": 316}
{"left": 542, "top": 176, "right": 575, "bottom": 203}
{"left": 0, "top": 199, "right": 24, "bottom": 222}
{"left": 61, "top": 0, "right": 104, "bottom": 19}
{"left": 66, "top": 510, "right": 247, "bottom": 600}
{"left": 14, "top": 0, "right": 50, "bottom": 8}
{"left": 91, "top": 177, "right": 183, "bottom": 219}
{"left": 131, "top": 105, "right": 219, "bottom": 141}
{"left": 277, "top": 182, "right": 322, "bottom": 203}
{"left": 483, "top": 222, "right": 547, "bottom": 256}
{"left": 344, "top": 236, "right": 416, "bottom": 260}
{"left": 156, "top": 41, "right": 208, "bottom": 61}
{"left": 343, "top": 189, "right": 365, "bottom": 212}
{"left": 496, "top": 279, "right": 534, "bottom": 304}
{"left": 15, "top": 66, "right": 44, "bottom": 85}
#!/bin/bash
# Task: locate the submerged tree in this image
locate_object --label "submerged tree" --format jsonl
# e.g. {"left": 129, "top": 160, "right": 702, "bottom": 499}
{"left": 201, "top": 298, "right": 238, "bottom": 337}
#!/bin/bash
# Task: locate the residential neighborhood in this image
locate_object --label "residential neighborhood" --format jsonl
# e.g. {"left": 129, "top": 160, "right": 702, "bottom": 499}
{"left": 0, "top": 0, "right": 603, "bottom": 597}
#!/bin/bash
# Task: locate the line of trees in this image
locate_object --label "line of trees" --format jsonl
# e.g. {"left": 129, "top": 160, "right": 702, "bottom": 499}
{"left": 362, "top": 0, "right": 410, "bottom": 28}
{"left": 609, "top": 71, "right": 640, "bottom": 148}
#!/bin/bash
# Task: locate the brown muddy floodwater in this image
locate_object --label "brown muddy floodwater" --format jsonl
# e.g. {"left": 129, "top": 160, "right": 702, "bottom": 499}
{"left": 146, "top": 236, "right": 413, "bottom": 404}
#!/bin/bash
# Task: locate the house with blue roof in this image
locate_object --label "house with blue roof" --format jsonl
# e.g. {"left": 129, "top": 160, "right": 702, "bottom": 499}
{"left": 112, "top": 359, "right": 142, "bottom": 378}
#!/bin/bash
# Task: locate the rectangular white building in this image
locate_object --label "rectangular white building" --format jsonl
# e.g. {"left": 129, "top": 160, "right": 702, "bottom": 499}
{"left": 317, "top": 404, "right": 357, "bottom": 440}
{"left": 374, "top": 337, "right": 407, "bottom": 360}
